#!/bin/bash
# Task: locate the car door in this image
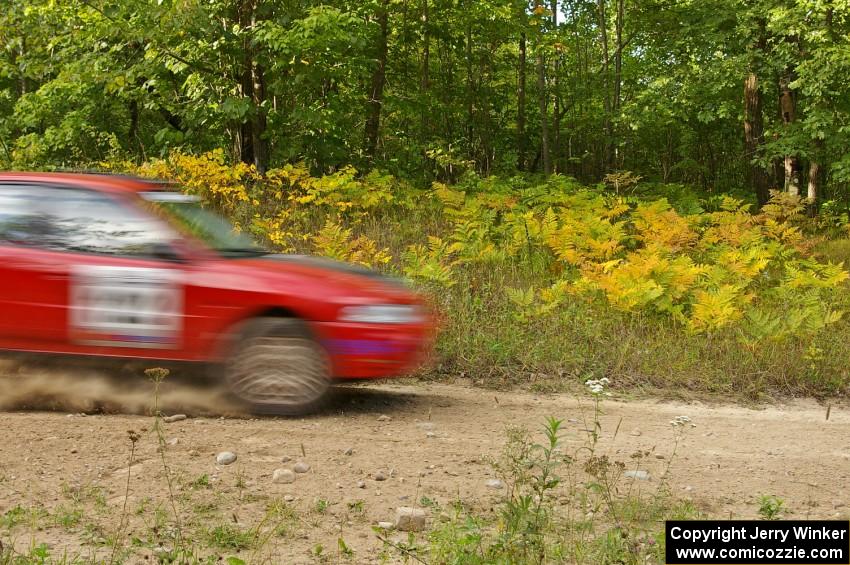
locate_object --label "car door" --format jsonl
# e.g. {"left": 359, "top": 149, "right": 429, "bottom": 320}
{"left": 0, "top": 184, "right": 63, "bottom": 344}
{"left": 0, "top": 184, "right": 192, "bottom": 355}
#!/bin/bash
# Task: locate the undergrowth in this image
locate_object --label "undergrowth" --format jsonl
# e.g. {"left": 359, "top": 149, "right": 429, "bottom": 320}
{"left": 104, "top": 151, "right": 850, "bottom": 398}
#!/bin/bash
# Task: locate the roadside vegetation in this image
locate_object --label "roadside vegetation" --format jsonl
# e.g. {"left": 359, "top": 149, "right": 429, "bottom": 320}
{"left": 3, "top": 0, "right": 850, "bottom": 397}
{"left": 115, "top": 152, "right": 850, "bottom": 399}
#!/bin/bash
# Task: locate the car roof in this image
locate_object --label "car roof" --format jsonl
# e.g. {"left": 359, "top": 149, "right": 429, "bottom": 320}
{"left": 0, "top": 171, "right": 169, "bottom": 195}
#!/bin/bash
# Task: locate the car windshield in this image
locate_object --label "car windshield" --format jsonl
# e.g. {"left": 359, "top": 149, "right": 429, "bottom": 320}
{"left": 140, "top": 192, "right": 266, "bottom": 257}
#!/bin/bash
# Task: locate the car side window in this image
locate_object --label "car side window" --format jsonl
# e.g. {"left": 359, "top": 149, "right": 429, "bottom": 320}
{"left": 0, "top": 185, "right": 44, "bottom": 246}
{"left": 0, "top": 184, "right": 177, "bottom": 258}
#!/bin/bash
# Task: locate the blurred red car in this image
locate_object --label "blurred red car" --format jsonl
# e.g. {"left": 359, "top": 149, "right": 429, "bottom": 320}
{"left": 0, "top": 172, "right": 433, "bottom": 414}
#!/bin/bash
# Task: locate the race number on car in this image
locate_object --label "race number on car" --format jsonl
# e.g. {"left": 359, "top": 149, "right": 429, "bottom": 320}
{"left": 69, "top": 265, "right": 183, "bottom": 348}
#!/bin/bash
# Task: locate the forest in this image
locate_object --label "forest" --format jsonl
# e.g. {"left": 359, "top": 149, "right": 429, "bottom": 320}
{"left": 3, "top": 0, "right": 850, "bottom": 397}
{"left": 2, "top": 0, "right": 849, "bottom": 207}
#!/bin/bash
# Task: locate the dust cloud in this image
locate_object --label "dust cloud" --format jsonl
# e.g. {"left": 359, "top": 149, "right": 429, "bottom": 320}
{"left": 0, "top": 358, "right": 246, "bottom": 416}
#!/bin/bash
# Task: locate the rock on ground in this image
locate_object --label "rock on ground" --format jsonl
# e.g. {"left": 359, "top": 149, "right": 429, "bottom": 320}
{"left": 273, "top": 468, "right": 296, "bottom": 484}
{"left": 394, "top": 507, "right": 427, "bottom": 532}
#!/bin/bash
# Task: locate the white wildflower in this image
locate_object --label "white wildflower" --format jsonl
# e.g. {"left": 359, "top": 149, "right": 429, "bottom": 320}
{"left": 670, "top": 415, "right": 694, "bottom": 428}
{"left": 585, "top": 378, "right": 611, "bottom": 397}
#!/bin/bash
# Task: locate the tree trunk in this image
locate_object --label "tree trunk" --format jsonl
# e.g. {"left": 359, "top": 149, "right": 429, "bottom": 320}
{"left": 420, "top": 0, "right": 430, "bottom": 137}
{"left": 596, "top": 0, "right": 612, "bottom": 173}
{"left": 365, "top": 0, "right": 389, "bottom": 162}
{"left": 550, "top": 0, "right": 560, "bottom": 173}
{"left": 807, "top": 158, "right": 820, "bottom": 208}
{"left": 250, "top": 1, "right": 268, "bottom": 175}
{"left": 237, "top": 0, "right": 255, "bottom": 168}
{"left": 613, "top": 0, "right": 623, "bottom": 112}
{"left": 465, "top": 19, "right": 474, "bottom": 154}
{"left": 612, "top": 0, "right": 624, "bottom": 167}
{"left": 128, "top": 99, "right": 139, "bottom": 148}
{"left": 805, "top": 7, "right": 832, "bottom": 211}
{"left": 807, "top": 137, "right": 824, "bottom": 212}
{"left": 744, "top": 73, "right": 770, "bottom": 206}
{"left": 251, "top": 59, "right": 268, "bottom": 174}
{"left": 517, "top": 31, "right": 527, "bottom": 170}
{"left": 18, "top": 38, "right": 29, "bottom": 96}
{"left": 535, "top": 0, "right": 551, "bottom": 175}
{"left": 238, "top": 76, "right": 254, "bottom": 166}
{"left": 779, "top": 71, "right": 800, "bottom": 195}
{"left": 232, "top": 0, "right": 269, "bottom": 173}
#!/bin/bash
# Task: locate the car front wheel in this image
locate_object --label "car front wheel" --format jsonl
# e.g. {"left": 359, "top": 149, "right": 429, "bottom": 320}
{"left": 224, "top": 318, "right": 331, "bottom": 415}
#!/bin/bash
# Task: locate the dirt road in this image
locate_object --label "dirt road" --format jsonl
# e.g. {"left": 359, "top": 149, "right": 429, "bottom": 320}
{"left": 0, "top": 369, "right": 848, "bottom": 563}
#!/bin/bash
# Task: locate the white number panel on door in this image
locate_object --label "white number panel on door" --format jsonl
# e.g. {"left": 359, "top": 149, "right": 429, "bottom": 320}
{"left": 69, "top": 265, "right": 183, "bottom": 349}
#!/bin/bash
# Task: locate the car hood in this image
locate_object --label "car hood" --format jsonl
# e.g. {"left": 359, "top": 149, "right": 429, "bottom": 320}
{"left": 233, "top": 253, "right": 418, "bottom": 304}
{"left": 263, "top": 254, "right": 405, "bottom": 285}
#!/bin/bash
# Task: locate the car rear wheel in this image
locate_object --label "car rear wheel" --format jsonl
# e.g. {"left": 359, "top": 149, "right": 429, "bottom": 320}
{"left": 224, "top": 318, "right": 331, "bottom": 416}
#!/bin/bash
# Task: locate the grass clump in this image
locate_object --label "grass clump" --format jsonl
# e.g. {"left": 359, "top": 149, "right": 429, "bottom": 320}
{"left": 203, "top": 524, "right": 254, "bottom": 551}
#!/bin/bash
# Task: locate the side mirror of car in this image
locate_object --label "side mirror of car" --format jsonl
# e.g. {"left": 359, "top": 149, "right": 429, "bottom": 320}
{"left": 150, "top": 242, "right": 187, "bottom": 264}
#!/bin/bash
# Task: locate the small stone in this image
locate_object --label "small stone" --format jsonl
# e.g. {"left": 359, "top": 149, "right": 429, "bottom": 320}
{"left": 166, "top": 438, "right": 179, "bottom": 446}
{"left": 281, "top": 455, "right": 292, "bottom": 463}
{"left": 630, "top": 429, "right": 642, "bottom": 437}
{"left": 377, "top": 414, "right": 392, "bottom": 422}
{"left": 284, "top": 495, "right": 295, "bottom": 502}
{"left": 293, "top": 461, "right": 310, "bottom": 474}
{"left": 624, "top": 470, "right": 650, "bottom": 480}
{"left": 394, "top": 507, "right": 427, "bottom": 532}
{"left": 377, "top": 521, "right": 394, "bottom": 530}
{"left": 273, "top": 469, "right": 296, "bottom": 484}
{"left": 216, "top": 452, "right": 237, "bottom": 465}
{"left": 343, "top": 447, "right": 354, "bottom": 456}
{"left": 163, "top": 414, "right": 187, "bottom": 423}
{"left": 357, "top": 480, "right": 366, "bottom": 489}
{"left": 486, "top": 479, "right": 504, "bottom": 489}
{"left": 374, "top": 471, "right": 387, "bottom": 481}
{"left": 654, "top": 454, "right": 665, "bottom": 460}
{"left": 425, "top": 432, "right": 436, "bottom": 438}
{"left": 70, "top": 447, "right": 78, "bottom": 454}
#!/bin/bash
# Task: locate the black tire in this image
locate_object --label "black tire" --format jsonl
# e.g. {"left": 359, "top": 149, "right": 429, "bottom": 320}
{"left": 223, "top": 317, "right": 331, "bottom": 416}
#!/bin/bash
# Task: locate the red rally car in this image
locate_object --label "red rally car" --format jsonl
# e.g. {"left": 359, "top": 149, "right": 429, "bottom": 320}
{"left": 0, "top": 172, "right": 433, "bottom": 414}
